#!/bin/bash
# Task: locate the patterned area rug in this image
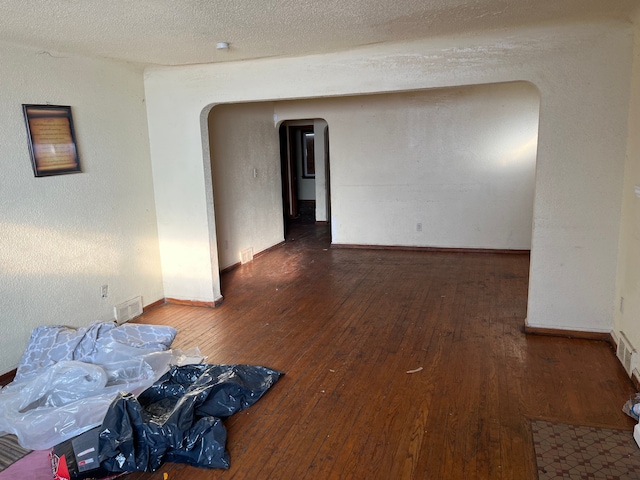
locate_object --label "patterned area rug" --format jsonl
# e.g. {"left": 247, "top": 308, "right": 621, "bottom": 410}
{"left": 0, "top": 435, "right": 31, "bottom": 472}
{"left": 531, "top": 419, "right": 640, "bottom": 479}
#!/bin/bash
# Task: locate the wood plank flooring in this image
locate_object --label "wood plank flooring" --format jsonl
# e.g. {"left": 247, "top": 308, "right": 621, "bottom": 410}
{"left": 128, "top": 223, "right": 636, "bottom": 479}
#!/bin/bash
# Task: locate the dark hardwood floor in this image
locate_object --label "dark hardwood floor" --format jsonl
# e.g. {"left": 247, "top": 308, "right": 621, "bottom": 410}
{"left": 129, "top": 222, "right": 636, "bottom": 479}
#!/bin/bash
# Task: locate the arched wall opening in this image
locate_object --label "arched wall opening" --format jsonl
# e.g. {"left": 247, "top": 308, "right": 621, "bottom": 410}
{"left": 205, "top": 80, "right": 540, "bottom": 294}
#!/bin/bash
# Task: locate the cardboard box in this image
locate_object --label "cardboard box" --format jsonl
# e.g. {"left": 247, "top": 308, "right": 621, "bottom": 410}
{"left": 50, "top": 428, "right": 125, "bottom": 480}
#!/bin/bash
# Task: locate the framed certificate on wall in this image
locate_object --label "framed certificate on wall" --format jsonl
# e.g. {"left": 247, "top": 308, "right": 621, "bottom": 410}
{"left": 23, "top": 104, "right": 81, "bottom": 177}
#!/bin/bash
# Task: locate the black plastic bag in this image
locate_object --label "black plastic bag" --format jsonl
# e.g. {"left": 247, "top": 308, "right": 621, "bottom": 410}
{"left": 98, "top": 364, "right": 282, "bottom": 472}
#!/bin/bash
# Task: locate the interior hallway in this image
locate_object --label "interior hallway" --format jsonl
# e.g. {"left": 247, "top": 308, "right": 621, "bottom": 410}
{"left": 132, "top": 223, "right": 636, "bottom": 479}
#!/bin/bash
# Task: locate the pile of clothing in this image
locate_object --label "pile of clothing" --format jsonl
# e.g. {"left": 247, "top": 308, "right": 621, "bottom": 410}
{"left": 0, "top": 321, "right": 282, "bottom": 478}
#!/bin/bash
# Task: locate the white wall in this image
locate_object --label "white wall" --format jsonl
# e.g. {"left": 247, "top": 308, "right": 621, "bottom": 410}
{"left": 207, "top": 109, "right": 327, "bottom": 271}
{"left": 144, "top": 20, "right": 632, "bottom": 332}
{"left": 0, "top": 42, "right": 163, "bottom": 374}
{"left": 314, "top": 119, "right": 329, "bottom": 222}
{"left": 274, "top": 83, "right": 539, "bottom": 249}
{"left": 208, "top": 102, "right": 284, "bottom": 271}
{"left": 614, "top": 13, "right": 640, "bottom": 353}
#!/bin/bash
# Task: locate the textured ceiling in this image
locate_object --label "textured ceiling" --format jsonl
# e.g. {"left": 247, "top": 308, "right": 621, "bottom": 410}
{"left": 0, "top": 0, "right": 637, "bottom": 66}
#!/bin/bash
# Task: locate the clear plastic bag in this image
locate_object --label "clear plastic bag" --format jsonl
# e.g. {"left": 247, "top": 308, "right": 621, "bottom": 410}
{"left": 623, "top": 393, "right": 640, "bottom": 421}
{"left": 170, "top": 346, "right": 206, "bottom": 366}
{"left": 0, "top": 351, "right": 174, "bottom": 450}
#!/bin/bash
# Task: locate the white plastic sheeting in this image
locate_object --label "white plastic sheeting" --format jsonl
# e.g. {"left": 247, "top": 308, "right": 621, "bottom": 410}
{"left": 0, "top": 322, "right": 178, "bottom": 450}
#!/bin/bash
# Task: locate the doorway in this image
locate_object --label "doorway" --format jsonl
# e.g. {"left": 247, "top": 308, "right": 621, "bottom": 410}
{"left": 279, "top": 119, "right": 330, "bottom": 237}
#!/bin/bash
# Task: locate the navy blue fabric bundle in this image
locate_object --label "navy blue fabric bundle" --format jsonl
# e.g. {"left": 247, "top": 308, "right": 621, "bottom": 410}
{"left": 98, "top": 364, "right": 282, "bottom": 472}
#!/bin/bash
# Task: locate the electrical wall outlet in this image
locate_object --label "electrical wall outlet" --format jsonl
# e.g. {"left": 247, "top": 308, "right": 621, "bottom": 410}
{"left": 101, "top": 284, "right": 109, "bottom": 298}
{"left": 416, "top": 223, "right": 423, "bottom": 232}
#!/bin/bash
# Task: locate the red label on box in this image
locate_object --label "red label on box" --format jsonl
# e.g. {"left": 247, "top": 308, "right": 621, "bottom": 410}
{"left": 50, "top": 451, "right": 71, "bottom": 480}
